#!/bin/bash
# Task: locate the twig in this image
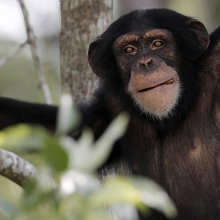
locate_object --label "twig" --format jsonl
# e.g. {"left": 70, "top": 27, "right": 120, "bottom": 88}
{"left": 17, "top": 0, "right": 53, "bottom": 104}
{"left": 0, "top": 41, "right": 27, "bottom": 67}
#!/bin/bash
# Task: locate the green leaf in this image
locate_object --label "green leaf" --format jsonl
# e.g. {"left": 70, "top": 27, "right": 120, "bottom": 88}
{"left": 89, "top": 176, "right": 177, "bottom": 219}
{"left": 43, "top": 138, "right": 68, "bottom": 172}
{"left": 0, "top": 124, "right": 44, "bottom": 152}
{"left": 66, "top": 113, "right": 129, "bottom": 171}
{"left": 60, "top": 170, "right": 100, "bottom": 195}
{"left": 0, "top": 198, "right": 18, "bottom": 217}
{"left": 128, "top": 177, "right": 177, "bottom": 217}
{"left": 91, "top": 112, "right": 129, "bottom": 169}
{"left": 56, "top": 94, "right": 80, "bottom": 135}
{"left": 0, "top": 124, "right": 68, "bottom": 172}
{"left": 89, "top": 176, "right": 143, "bottom": 206}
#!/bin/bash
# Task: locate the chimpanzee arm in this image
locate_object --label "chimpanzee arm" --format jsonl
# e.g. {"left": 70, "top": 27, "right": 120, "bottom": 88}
{"left": 0, "top": 96, "right": 57, "bottom": 131}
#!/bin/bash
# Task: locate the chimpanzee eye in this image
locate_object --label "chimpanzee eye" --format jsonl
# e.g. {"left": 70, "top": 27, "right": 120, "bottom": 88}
{"left": 123, "top": 46, "right": 137, "bottom": 54}
{"left": 152, "top": 40, "right": 164, "bottom": 48}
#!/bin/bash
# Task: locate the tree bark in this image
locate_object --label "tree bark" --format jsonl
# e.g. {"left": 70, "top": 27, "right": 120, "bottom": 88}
{"left": 0, "top": 148, "right": 37, "bottom": 187}
{"left": 60, "top": 0, "right": 113, "bottom": 102}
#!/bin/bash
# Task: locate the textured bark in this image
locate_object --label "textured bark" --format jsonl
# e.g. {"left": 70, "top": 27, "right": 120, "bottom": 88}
{"left": 60, "top": 0, "right": 113, "bottom": 102}
{"left": 0, "top": 148, "right": 37, "bottom": 187}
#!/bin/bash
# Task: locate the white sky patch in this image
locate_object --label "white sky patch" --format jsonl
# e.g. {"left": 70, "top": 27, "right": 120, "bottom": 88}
{"left": 0, "top": 0, "right": 60, "bottom": 42}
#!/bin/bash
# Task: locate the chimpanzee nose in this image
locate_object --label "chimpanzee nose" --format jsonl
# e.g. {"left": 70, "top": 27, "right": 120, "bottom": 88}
{"left": 139, "top": 57, "right": 153, "bottom": 67}
{"left": 132, "top": 55, "right": 161, "bottom": 74}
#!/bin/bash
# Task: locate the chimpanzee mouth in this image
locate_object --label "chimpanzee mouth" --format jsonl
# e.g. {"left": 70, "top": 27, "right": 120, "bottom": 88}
{"left": 138, "top": 78, "right": 175, "bottom": 93}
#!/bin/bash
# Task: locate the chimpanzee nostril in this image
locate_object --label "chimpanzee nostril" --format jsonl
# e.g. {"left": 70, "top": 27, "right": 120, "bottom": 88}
{"left": 146, "top": 57, "right": 153, "bottom": 65}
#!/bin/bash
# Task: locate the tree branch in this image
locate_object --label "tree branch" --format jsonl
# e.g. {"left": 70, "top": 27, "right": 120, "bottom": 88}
{"left": 0, "top": 148, "right": 37, "bottom": 187}
{"left": 0, "top": 41, "right": 27, "bottom": 67}
{"left": 17, "top": 0, "right": 53, "bottom": 104}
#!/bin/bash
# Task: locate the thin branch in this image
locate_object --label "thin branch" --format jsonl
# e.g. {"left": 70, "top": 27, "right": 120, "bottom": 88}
{"left": 0, "top": 148, "right": 37, "bottom": 187}
{"left": 0, "top": 41, "right": 27, "bottom": 68}
{"left": 17, "top": 0, "right": 53, "bottom": 104}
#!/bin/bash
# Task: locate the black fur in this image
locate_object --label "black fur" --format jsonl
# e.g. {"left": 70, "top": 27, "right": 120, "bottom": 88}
{"left": 0, "top": 97, "right": 57, "bottom": 131}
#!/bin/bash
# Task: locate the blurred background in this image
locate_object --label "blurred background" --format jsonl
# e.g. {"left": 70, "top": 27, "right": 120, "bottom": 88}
{"left": 0, "top": 0, "right": 219, "bottom": 219}
{"left": 0, "top": 0, "right": 219, "bottom": 104}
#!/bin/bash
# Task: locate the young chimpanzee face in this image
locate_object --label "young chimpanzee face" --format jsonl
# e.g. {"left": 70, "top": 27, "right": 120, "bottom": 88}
{"left": 88, "top": 8, "right": 210, "bottom": 122}
{"left": 113, "top": 28, "right": 181, "bottom": 119}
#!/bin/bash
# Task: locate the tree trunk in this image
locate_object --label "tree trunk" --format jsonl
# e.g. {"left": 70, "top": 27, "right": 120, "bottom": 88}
{"left": 60, "top": 0, "right": 113, "bottom": 102}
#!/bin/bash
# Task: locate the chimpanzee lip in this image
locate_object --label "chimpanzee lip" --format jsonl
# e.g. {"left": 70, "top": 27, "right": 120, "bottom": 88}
{"left": 138, "top": 78, "right": 175, "bottom": 93}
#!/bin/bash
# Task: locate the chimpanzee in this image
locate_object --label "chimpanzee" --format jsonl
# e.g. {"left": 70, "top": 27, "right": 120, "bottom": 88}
{"left": 0, "top": 8, "right": 220, "bottom": 220}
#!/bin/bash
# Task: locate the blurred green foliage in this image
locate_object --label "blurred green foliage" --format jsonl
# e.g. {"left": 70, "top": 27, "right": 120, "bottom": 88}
{"left": 0, "top": 95, "right": 177, "bottom": 220}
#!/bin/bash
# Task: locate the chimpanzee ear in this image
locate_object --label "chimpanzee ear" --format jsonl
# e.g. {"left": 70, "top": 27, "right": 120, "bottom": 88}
{"left": 187, "top": 20, "right": 210, "bottom": 51}
{"left": 88, "top": 39, "right": 106, "bottom": 78}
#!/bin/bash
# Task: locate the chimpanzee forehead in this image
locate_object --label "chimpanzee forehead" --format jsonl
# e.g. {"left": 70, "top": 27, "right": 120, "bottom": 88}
{"left": 113, "top": 29, "right": 172, "bottom": 47}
